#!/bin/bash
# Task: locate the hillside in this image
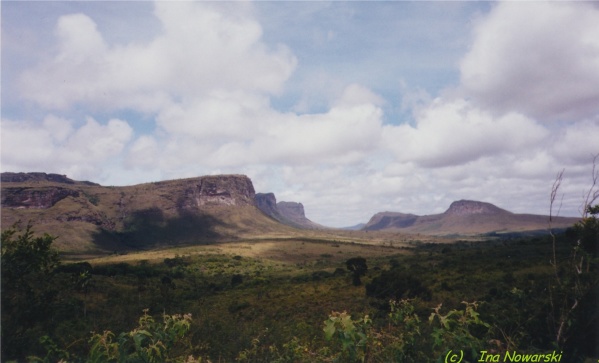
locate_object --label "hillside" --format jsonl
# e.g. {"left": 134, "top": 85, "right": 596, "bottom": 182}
{"left": 1, "top": 173, "right": 299, "bottom": 254}
{"left": 363, "top": 200, "right": 579, "bottom": 235}
{"left": 255, "top": 193, "right": 326, "bottom": 229}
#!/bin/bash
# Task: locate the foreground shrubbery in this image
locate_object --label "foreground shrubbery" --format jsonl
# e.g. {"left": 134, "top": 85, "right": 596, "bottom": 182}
{"left": 29, "top": 299, "right": 492, "bottom": 363}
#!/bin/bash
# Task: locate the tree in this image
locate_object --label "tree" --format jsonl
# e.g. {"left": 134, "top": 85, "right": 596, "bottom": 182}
{"left": 346, "top": 257, "right": 368, "bottom": 286}
{"left": 1, "top": 222, "right": 61, "bottom": 360}
{"left": 1, "top": 222, "right": 60, "bottom": 285}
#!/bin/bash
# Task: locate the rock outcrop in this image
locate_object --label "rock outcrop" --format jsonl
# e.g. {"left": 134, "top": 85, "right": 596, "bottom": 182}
{"left": 180, "top": 175, "right": 256, "bottom": 208}
{"left": 277, "top": 201, "right": 325, "bottom": 229}
{"left": 1, "top": 187, "right": 80, "bottom": 209}
{"left": 255, "top": 193, "right": 282, "bottom": 219}
{"left": 444, "top": 200, "right": 508, "bottom": 216}
{"left": 277, "top": 202, "right": 305, "bottom": 221}
{"left": 255, "top": 193, "right": 324, "bottom": 229}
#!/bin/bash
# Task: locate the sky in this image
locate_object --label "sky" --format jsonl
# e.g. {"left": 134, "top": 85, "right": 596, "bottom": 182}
{"left": 2, "top": 1, "right": 599, "bottom": 227}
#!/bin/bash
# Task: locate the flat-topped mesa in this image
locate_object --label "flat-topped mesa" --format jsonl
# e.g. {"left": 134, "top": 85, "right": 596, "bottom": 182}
{"left": 184, "top": 174, "right": 256, "bottom": 207}
{"left": 444, "top": 200, "right": 509, "bottom": 216}
{"left": 255, "top": 193, "right": 280, "bottom": 218}
{"left": 254, "top": 193, "right": 324, "bottom": 229}
{"left": 277, "top": 201, "right": 306, "bottom": 219}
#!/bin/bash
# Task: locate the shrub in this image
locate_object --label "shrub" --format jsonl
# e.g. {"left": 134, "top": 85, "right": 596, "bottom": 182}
{"left": 88, "top": 309, "right": 193, "bottom": 363}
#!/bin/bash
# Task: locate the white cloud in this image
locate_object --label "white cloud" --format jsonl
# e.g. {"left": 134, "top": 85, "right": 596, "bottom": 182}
{"left": 4, "top": 1, "right": 599, "bottom": 228}
{"left": 126, "top": 135, "right": 160, "bottom": 170}
{"left": 552, "top": 118, "right": 599, "bottom": 165}
{"left": 382, "top": 98, "right": 548, "bottom": 167}
{"left": 460, "top": 1, "right": 599, "bottom": 121}
{"left": 141, "top": 84, "right": 384, "bottom": 170}
{"left": 1, "top": 116, "right": 133, "bottom": 181}
{"left": 151, "top": 1, "right": 296, "bottom": 97}
{"left": 261, "top": 97, "right": 383, "bottom": 165}
{"left": 18, "top": 2, "right": 297, "bottom": 112}
{"left": 56, "top": 13, "right": 106, "bottom": 62}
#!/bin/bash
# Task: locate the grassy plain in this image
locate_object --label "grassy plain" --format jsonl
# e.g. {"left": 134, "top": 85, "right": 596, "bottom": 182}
{"left": 87, "top": 238, "right": 408, "bottom": 265}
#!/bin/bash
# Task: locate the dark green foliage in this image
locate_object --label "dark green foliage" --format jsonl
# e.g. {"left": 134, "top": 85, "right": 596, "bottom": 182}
{"left": 164, "top": 254, "right": 190, "bottom": 268}
{"left": 311, "top": 270, "right": 333, "bottom": 281}
{"left": 1, "top": 222, "right": 63, "bottom": 360}
{"left": 346, "top": 256, "right": 368, "bottom": 286}
{"left": 333, "top": 267, "right": 347, "bottom": 276}
{"left": 228, "top": 301, "right": 251, "bottom": 313}
{"left": 571, "top": 204, "right": 599, "bottom": 257}
{"left": 548, "top": 204, "right": 599, "bottom": 358}
{"left": 1, "top": 222, "right": 60, "bottom": 283}
{"left": 231, "top": 273, "right": 244, "bottom": 286}
{"left": 56, "top": 261, "right": 92, "bottom": 274}
{"left": 366, "top": 269, "right": 432, "bottom": 301}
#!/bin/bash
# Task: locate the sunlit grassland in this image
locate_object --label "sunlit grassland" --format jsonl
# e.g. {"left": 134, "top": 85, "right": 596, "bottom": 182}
{"left": 85, "top": 238, "right": 409, "bottom": 266}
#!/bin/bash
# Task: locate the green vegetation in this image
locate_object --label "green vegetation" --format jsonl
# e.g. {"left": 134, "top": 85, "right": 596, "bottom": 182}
{"left": 1, "top": 213, "right": 597, "bottom": 362}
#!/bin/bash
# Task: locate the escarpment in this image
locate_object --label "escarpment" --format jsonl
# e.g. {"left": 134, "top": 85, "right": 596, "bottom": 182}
{"left": 1, "top": 173, "right": 289, "bottom": 253}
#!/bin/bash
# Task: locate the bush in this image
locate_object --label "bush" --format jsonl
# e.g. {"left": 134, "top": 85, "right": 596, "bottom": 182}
{"left": 87, "top": 309, "right": 193, "bottom": 363}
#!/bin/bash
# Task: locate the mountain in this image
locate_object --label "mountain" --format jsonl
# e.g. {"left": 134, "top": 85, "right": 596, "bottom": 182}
{"left": 2, "top": 173, "right": 583, "bottom": 254}
{"left": 1, "top": 173, "right": 297, "bottom": 254}
{"left": 255, "top": 193, "right": 325, "bottom": 229}
{"left": 363, "top": 200, "right": 579, "bottom": 235}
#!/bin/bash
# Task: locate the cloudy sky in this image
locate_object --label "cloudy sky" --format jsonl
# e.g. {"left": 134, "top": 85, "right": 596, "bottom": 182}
{"left": 2, "top": 1, "right": 599, "bottom": 227}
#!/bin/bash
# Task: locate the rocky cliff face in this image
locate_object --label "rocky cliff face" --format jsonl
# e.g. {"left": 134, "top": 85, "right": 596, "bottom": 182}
{"left": 255, "top": 193, "right": 281, "bottom": 219}
{"left": 254, "top": 194, "right": 324, "bottom": 229}
{"left": 1, "top": 187, "right": 80, "bottom": 209}
{"left": 444, "top": 200, "right": 508, "bottom": 216}
{"left": 179, "top": 174, "right": 256, "bottom": 208}
{"left": 277, "top": 201, "right": 324, "bottom": 229}
{"left": 277, "top": 202, "right": 306, "bottom": 220}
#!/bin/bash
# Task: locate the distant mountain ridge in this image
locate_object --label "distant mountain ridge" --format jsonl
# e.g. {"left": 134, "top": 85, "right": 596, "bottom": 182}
{"left": 1, "top": 173, "right": 582, "bottom": 253}
{"left": 363, "top": 199, "right": 579, "bottom": 235}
